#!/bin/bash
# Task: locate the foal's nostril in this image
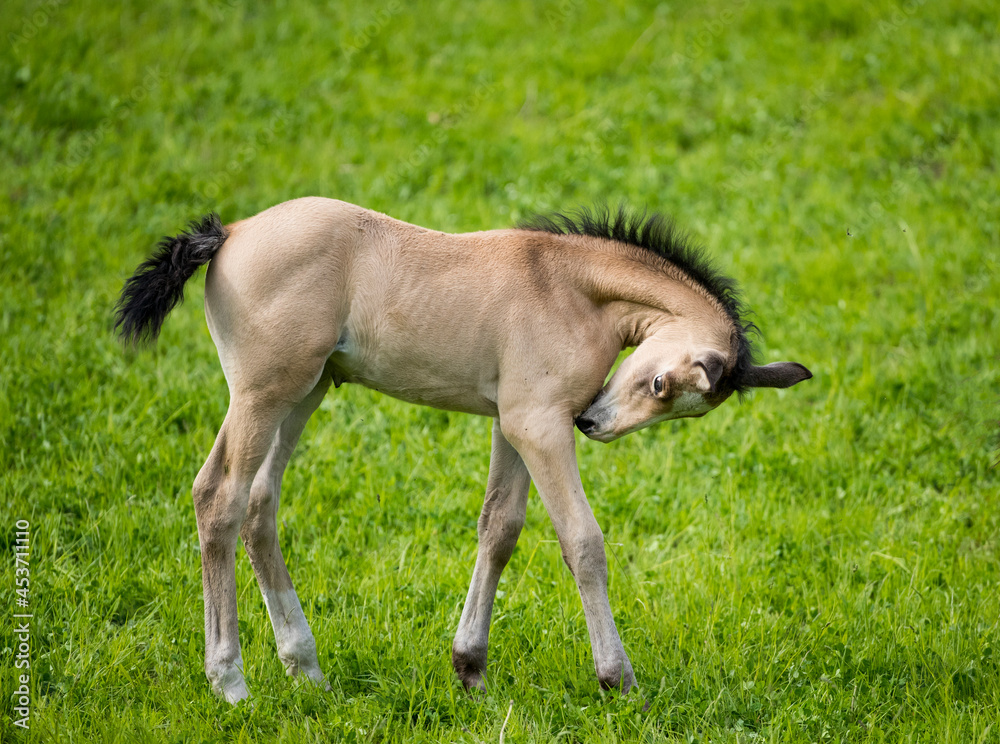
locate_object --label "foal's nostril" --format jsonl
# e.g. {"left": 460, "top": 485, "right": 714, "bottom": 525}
{"left": 575, "top": 416, "right": 596, "bottom": 434}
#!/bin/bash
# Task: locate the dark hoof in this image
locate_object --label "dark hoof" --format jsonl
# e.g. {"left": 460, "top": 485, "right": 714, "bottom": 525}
{"left": 452, "top": 648, "right": 486, "bottom": 691}
{"left": 598, "top": 673, "right": 637, "bottom": 693}
{"left": 597, "top": 659, "right": 637, "bottom": 694}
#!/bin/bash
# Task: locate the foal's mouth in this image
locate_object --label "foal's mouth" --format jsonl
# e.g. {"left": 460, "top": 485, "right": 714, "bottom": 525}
{"left": 575, "top": 392, "right": 603, "bottom": 434}
{"left": 575, "top": 389, "right": 617, "bottom": 440}
{"left": 574, "top": 414, "right": 618, "bottom": 443}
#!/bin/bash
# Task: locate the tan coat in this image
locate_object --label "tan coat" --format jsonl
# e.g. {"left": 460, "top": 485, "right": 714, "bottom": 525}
{"left": 116, "top": 197, "right": 811, "bottom": 702}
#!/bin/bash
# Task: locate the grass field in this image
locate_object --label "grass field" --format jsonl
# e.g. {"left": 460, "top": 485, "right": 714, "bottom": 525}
{"left": 2, "top": 0, "right": 999, "bottom": 741}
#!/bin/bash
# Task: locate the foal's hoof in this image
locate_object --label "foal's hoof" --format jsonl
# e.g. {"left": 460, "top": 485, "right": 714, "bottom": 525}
{"left": 596, "top": 659, "right": 636, "bottom": 694}
{"left": 210, "top": 667, "right": 250, "bottom": 704}
{"left": 222, "top": 681, "right": 251, "bottom": 704}
{"left": 451, "top": 648, "right": 487, "bottom": 692}
{"left": 286, "top": 660, "right": 331, "bottom": 691}
{"left": 459, "top": 669, "right": 487, "bottom": 692}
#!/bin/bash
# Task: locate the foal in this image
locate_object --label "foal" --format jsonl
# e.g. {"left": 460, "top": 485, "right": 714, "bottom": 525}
{"left": 116, "top": 198, "right": 811, "bottom": 703}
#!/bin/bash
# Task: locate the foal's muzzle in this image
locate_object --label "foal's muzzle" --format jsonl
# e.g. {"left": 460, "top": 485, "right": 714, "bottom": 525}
{"left": 576, "top": 390, "right": 613, "bottom": 439}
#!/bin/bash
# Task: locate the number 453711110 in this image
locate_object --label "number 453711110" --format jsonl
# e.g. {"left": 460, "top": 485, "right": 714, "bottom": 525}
{"left": 15, "top": 519, "right": 30, "bottom": 604}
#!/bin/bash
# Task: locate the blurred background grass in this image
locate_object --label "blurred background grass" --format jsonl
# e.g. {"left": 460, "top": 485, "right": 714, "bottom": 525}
{"left": 1, "top": 0, "right": 998, "bottom": 741}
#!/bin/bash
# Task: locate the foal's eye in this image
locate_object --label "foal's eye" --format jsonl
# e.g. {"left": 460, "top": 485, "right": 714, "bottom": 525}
{"left": 652, "top": 374, "right": 664, "bottom": 395}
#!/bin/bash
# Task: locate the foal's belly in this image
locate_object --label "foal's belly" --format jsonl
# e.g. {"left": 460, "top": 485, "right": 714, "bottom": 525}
{"left": 325, "top": 342, "right": 501, "bottom": 418}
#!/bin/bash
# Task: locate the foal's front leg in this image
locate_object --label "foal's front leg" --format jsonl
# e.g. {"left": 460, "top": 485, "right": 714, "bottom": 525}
{"left": 452, "top": 419, "right": 531, "bottom": 690}
{"left": 499, "top": 409, "right": 636, "bottom": 693}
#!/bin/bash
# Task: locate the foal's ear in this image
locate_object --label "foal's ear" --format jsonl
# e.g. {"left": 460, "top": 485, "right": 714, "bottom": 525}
{"left": 744, "top": 362, "right": 813, "bottom": 389}
{"left": 692, "top": 354, "right": 726, "bottom": 393}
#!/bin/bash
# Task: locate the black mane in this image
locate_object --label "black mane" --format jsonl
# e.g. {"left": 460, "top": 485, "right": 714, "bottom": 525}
{"left": 516, "top": 205, "right": 759, "bottom": 395}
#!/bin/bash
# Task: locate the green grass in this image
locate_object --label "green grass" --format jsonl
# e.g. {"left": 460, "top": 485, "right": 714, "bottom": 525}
{"left": 2, "top": 0, "right": 999, "bottom": 741}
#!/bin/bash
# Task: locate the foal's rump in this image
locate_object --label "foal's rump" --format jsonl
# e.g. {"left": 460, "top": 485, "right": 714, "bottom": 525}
{"left": 202, "top": 199, "right": 361, "bottom": 390}
{"left": 116, "top": 197, "right": 367, "bottom": 395}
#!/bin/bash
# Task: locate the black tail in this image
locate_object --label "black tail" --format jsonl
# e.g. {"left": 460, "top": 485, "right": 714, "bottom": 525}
{"left": 114, "top": 213, "right": 229, "bottom": 346}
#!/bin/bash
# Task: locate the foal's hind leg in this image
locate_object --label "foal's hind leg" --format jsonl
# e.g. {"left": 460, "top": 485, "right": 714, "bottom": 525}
{"left": 192, "top": 390, "right": 296, "bottom": 703}
{"left": 452, "top": 419, "right": 531, "bottom": 690}
{"left": 193, "top": 357, "right": 329, "bottom": 702}
{"left": 241, "top": 374, "right": 331, "bottom": 686}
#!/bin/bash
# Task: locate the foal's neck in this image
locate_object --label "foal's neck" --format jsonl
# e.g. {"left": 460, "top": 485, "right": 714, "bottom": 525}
{"left": 566, "top": 239, "right": 730, "bottom": 349}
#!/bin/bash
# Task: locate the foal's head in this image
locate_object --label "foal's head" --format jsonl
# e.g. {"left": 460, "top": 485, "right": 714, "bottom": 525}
{"left": 575, "top": 318, "right": 812, "bottom": 442}
{"left": 520, "top": 203, "right": 812, "bottom": 442}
